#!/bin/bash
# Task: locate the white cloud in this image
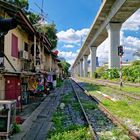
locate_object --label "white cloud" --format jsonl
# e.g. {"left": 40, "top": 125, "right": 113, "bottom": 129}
{"left": 76, "top": 49, "right": 80, "bottom": 53}
{"left": 122, "top": 9, "right": 140, "bottom": 31}
{"left": 63, "top": 44, "right": 74, "bottom": 48}
{"left": 96, "top": 32, "right": 140, "bottom": 65}
{"left": 57, "top": 28, "right": 89, "bottom": 44}
{"left": 57, "top": 9, "right": 140, "bottom": 66}
{"left": 122, "top": 36, "right": 140, "bottom": 49}
{"left": 97, "top": 39, "right": 109, "bottom": 65}
{"left": 58, "top": 50, "right": 78, "bottom": 65}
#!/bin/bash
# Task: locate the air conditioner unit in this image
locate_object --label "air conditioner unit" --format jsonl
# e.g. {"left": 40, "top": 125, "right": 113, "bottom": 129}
{"left": 19, "top": 50, "right": 26, "bottom": 59}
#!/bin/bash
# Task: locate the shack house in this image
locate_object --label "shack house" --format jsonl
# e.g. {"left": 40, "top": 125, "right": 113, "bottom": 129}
{"left": 0, "top": 1, "right": 60, "bottom": 102}
{"left": 0, "top": 1, "right": 36, "bottom": 100}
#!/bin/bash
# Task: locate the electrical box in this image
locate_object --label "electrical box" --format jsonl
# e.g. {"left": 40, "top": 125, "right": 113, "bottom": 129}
{"left": 0, "top": 100, "right": 16, "bottom": 138}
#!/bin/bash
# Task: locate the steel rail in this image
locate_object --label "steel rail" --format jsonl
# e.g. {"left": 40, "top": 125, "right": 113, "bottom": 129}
{"left": 96, "top": 79, "right": 140, "bottom": 88}
{"left": 71, "top": 78, "right": 140, "bottom": 140}
{"left": 70, "top": 79, "right": 99, "bottom": 140}
{"left": 79, "top": 77, "right": 140, "bottom": 101}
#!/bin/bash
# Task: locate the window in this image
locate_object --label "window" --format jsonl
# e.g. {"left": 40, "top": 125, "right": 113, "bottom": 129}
{"left": 24, "top": 42, "right": 28, "bottom": 52}
{"left": 11, "top": 34, "right": 18, "bottom": 58}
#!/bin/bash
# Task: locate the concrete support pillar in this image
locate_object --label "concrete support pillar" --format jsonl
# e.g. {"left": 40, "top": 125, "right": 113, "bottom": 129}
{"left": 80, "top": 59, "right": 83, "bottom": 77}
{"left": 83, "top": 55, "right": 88, "bottom": 77}
{"left": 106, "top": 23, "right": 122, "bottom": 69}
{"left": 75, "top": 65, "right": 78, "bottom": 76}
{"left": 74, "top": 67, "right": 76, "bottom": 76}
{"left": 90, "top": 47, "right": 97, "bottom": 78}
{"left": 78, "top": 62, "right": 80, "bottom": 76}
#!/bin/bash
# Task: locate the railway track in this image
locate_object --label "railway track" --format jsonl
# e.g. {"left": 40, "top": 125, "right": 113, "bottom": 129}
{"left": 70, "top": 79, "right": 99, "bottom": 140}
{"left": 95, "top": 79, "right": 140, "bottom": 88}
{"left": 78, "top": 77, "right": 140, "bottom": 101}
{"left": 70, "top": 78, "right": 140, "bottom": 140}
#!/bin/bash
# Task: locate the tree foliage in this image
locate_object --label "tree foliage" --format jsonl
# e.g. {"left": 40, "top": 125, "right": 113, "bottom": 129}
{"left": 36, "top": 23, "right": 58, "bottom": 50}
{"left": 4, "top": 0, "right": 29, "bottom": 10}
{"left": 131, "top": 60, "right": 140, "bottom": 66}
{"left": 5, "top": 0, "right": 58, "bottom": 50}
{"left": 58, "top": 61, "right": 71, "bottom": 74}
{"left": 94, "top": 60, "right": 140, "bottom": 83}
{"left": 26, "top": 12, "right": 41, "bottom": 25}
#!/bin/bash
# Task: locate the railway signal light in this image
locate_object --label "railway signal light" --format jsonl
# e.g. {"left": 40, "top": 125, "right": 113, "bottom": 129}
{"left": 118, "top": 45, "right": 124, "bottom": 87}
{"left": 0, "top": 17, "right": 17, "bottom": 34}
{"left": 118, "top": 45, "right": 124, "bottom": 56}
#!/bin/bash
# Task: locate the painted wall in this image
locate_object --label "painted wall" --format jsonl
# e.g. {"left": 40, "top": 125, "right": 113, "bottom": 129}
{"left": 0, "top": 74, "right": 5, "bottom": 99}
{"left": 4, "top": 27, "right": 29, "bottom": 72}
{"left": 44, "top": 54, "right": 51, "bottom": 71}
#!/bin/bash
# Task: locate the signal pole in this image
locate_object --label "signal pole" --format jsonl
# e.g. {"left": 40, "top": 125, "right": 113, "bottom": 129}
{"left": 120, "top": 55, "right": 123, "bottom": 87}
{"left": 118, "top": 45, "right": 124, "bottom": 87}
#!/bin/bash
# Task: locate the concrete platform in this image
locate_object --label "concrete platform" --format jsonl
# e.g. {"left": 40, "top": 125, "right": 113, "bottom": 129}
{"left": 10, "top": 86, "right": 63, "bottom": 140}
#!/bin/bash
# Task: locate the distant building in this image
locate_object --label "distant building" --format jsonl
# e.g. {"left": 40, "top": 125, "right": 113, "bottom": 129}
{"left": 87, "top": 57, "right": 99, "bottom": 67}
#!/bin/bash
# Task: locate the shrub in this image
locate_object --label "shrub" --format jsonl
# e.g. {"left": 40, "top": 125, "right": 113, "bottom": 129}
{"left": 12, "top": 123, "right": 20, "bottom": 134}
{"left": 131, "top": 60, "right": 140, "bottom": 66}
{"left": 93, "top": 72, "right": 98, "bottom": 78}
{"left": 96, "top": 66, "right": 107, "bottom": 78}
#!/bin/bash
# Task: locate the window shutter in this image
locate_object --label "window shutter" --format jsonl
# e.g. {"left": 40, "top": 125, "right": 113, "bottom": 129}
{"left": 11, "top": 34, "right": 18, "bottom": 58}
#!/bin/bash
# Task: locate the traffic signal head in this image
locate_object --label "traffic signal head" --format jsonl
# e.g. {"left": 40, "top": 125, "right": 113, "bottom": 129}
{"left": 118, "top": 45, "right": 124, "bottom": 56}
{"left": 0, "top": 17, "right": 17, "bottom": 33}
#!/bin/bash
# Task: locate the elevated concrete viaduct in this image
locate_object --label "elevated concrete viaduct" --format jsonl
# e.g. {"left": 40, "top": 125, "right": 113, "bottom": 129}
{"left": 72, "top": 0, "right": 140, "bottom": 77}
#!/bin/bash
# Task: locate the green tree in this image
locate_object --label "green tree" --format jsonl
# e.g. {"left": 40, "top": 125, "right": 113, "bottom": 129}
{"left": 5, "top": 0, "right": 58, "bottom": 50}
{"left": 26, "top": 12, "right": 41, "bottom": 25}
{"left": 4, "top": 0, "right": 29, "bottom": 10}
{"left": 131, "top": 60, "right": 140, "bottom": 66}
{"left": 37, "top": 23, "right": 58, "bottom": 50}
{"left": 58, "top": 61, "right": 71, "bottom": 75}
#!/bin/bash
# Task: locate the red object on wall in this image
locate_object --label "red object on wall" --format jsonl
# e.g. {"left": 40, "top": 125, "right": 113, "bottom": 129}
{"left": 5, "top": 76, "right": 21, "bottom": 100}
{"left": 11, "top": 34, "right": 18, "bottom": 58}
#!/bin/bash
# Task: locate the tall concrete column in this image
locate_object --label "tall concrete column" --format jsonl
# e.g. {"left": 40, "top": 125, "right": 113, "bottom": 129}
{"left": 83, "top": 55, "right": 88, "bottom": 77}
{"left": 78, "top": 62, "right": 80, "bottom": 76}
{"left": 76, "top": 65, "right": 78, "bottom": 76}
{"left": 80, "top": 59, "right": 83, "bottom": 77}
{"left": 106, "top": 22, "right": 122, "bottom": 69}
{"left": 90, "top": 47, "right": 97, "bottom": 78}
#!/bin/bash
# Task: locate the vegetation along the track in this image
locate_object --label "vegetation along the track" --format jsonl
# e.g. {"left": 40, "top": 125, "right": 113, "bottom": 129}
{"left": 47, "top": 79, "right": 131, "bottom": 140}
{"left": 47, "top": 80, "right": 92, "bottom": 140}
{"left": 77, "top": 78, "right": 140, "bottom": 137}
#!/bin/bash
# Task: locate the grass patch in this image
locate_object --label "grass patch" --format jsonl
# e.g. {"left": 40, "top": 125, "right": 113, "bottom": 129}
{"left": 48, "top": 126, "right": 91, "bottom": 140}
{"left": 120, "top": 86, "right": 140, "bottom": 94}
{"left": 99, "top": 127, "right": 130, "bottom": 140}
{"left": 61, "top": 94, "right": 73, "bottom": 104}
{"left": 51, "top": 111, "right": 66, "bottom": 131}
{"left": 79, "top": 79, "right": 140, "bottom": 128}
{"left": 56, "top": 79, "right": 64, "bottom": 87}
{"left": 102, "top": 100, "right": 140, "bottom": 123}
{"left": 82, "top": 100, "right": 97, "bottom": 110}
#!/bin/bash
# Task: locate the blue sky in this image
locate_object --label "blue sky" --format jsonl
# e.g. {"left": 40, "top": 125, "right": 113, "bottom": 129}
{"left": 29, "top": 0, "right": 140, "bottom": 65}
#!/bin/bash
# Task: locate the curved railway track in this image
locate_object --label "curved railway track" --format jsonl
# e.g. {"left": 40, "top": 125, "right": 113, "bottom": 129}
{"left": 70, "top": 78, "right": 140, "bottom": 140}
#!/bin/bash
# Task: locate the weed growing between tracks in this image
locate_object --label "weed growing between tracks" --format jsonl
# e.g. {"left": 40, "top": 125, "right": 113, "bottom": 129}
{"left": 48, "top": 92, "right": 92, "bottom": 140}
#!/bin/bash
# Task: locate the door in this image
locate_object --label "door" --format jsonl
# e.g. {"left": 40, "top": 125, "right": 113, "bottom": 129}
{"left": 5, "top": 76, "right": 21, "bottom": 100}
